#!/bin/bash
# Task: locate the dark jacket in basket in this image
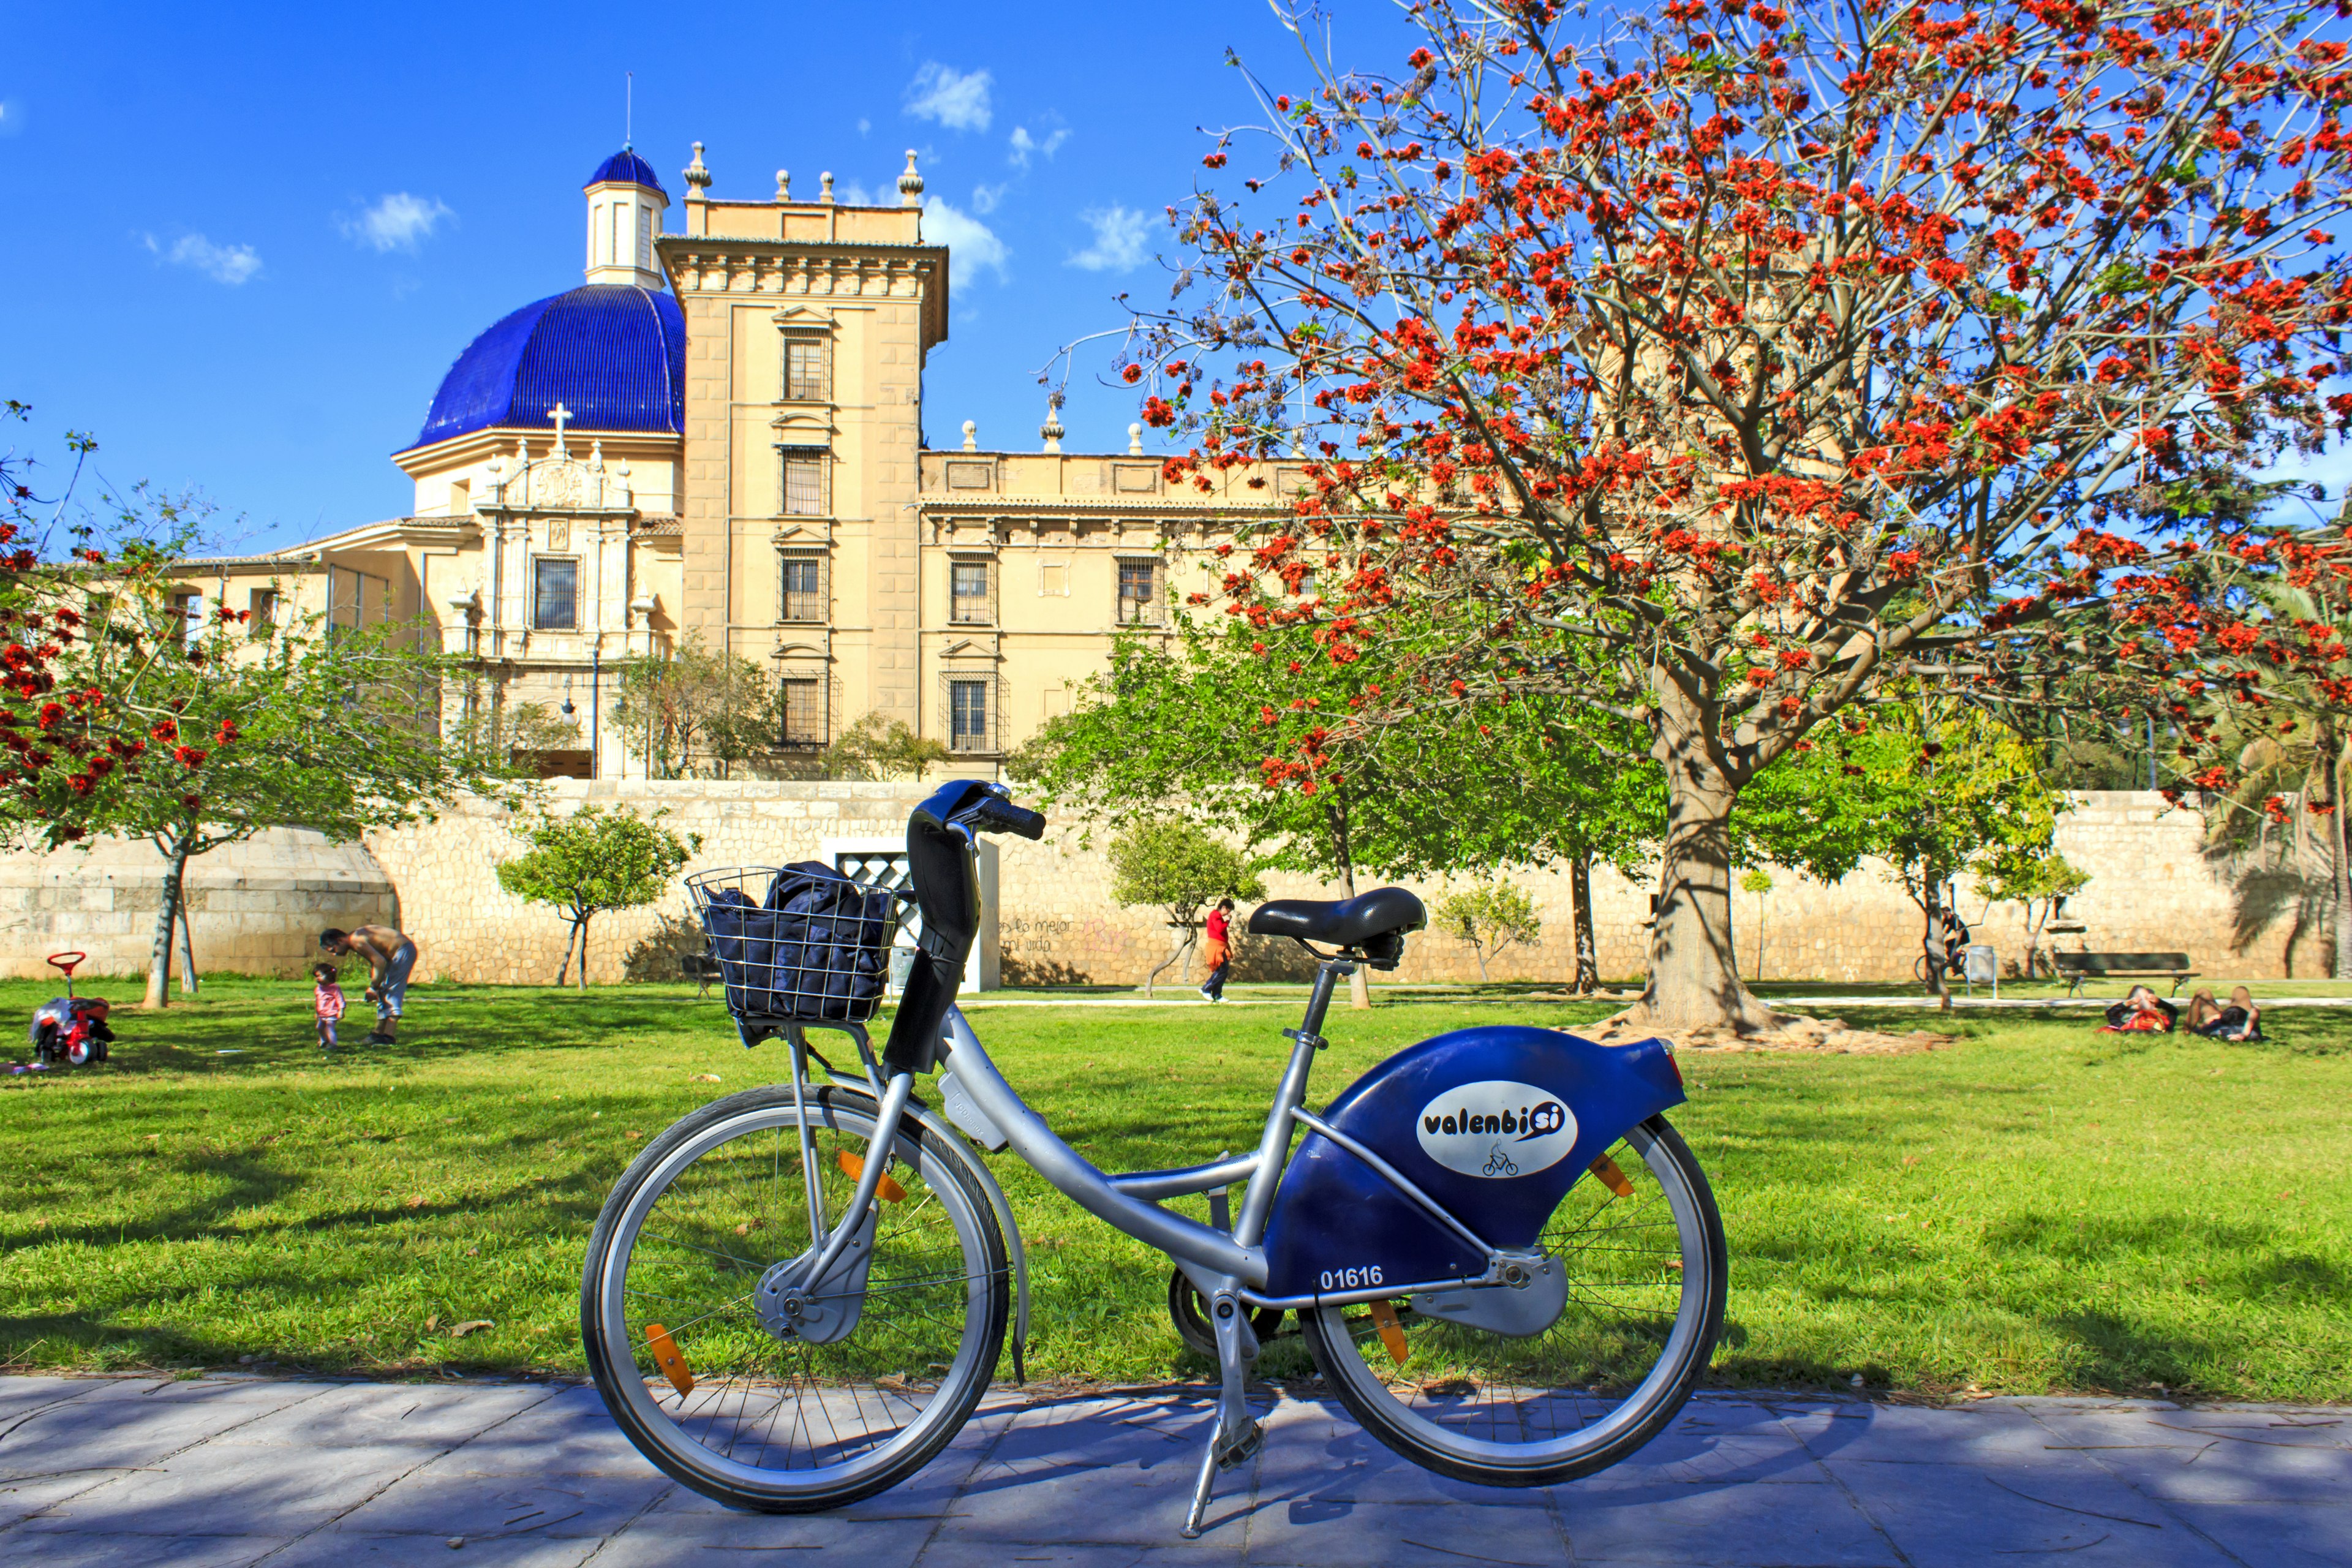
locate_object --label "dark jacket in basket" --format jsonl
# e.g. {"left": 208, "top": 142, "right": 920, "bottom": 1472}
{"left": 701, "top": 862, "right": 897, "bottom": 1022}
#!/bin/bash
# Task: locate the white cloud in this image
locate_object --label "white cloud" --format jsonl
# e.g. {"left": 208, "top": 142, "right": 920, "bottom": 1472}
{"left": 971, "top": 182, "right": 1008, "bottom": 215}
{"left": 903, "top": 62, "right": 993, "bottom": 132}
{"left": 1008, "top": 125, "right": 1069, "bottom": 169}
{"left": 0, "top": 99, "right": 23, "bottom": 138}
{"left": 837, "top": 179, "right": 877, "bottom": 206}
{"left": 341, "top": 192, "right": 454, "bottom": 254}
{"left": 920, "top": 197, "right": 1009, "bottom": 287}
{"left": 1068, "top": 205, "right": 1150, "bottom": 273}
{"left": 856, "top": 116, "right": 872, "bottom": 135}
{"left": 145, "top": 232, "right": 262, "bottom": 285}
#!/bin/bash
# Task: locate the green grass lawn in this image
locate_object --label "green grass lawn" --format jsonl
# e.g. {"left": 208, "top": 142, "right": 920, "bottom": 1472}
{"left": 1, "top": 976, "right": 2345, "bottom": 1400}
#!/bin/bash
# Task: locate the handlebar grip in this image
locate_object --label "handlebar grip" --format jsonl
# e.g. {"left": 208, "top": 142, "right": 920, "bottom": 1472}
{"left": 970, "top": 796, "right": 1047, "bottom": 840}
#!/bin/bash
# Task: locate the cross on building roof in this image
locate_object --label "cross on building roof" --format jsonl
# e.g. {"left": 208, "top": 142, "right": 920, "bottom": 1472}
{"left": 548, "top": 402, "right": 575, "bottom": 454}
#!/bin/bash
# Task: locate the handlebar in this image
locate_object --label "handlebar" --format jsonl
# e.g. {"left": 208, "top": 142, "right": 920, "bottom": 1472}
{"left": 963, "top": 794, "right": 1047, "bottom": 840}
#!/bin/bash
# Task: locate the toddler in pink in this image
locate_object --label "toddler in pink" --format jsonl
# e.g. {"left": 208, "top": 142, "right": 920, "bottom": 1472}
{"left": 313, "top": 962, "right": 345, "bottom": 1049}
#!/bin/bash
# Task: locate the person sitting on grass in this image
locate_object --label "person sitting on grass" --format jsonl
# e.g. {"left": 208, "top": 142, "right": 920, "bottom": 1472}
{"left": 320, "top": 924, "right": 417, "bottom": 1046}
{"left": 2098, "top": 984, "right": 2178, "bottom": 1033}
{"left": 312, "top": 962, "right": 345, "bottom": 1050}
{"left": 2185, "top": 986, "right": 2263, "bottom": 1042}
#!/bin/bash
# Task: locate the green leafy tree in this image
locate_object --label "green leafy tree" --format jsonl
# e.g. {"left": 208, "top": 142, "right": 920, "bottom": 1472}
{"left": 1740, "top": 870, "right": 1774, "bottom": 981}
{"left": 608, "top": 636, "right": 778, "bottom": 780}
{"left": 1028, "top": 609, "right": 1464, "bottom": 1007}
{"left": 822, "top": 710, "right": 951, "bottom": 782}
{"left": 1106, "top": 819, "right": 1268, "bottom": 995}
{"left": 50, "top": 595, "right": 525, "bottom": 1008}
{"left": 1751, "top": 702, "right": 2062, "bottom": 1006}
{"left": 1978, "top": 849, "right": 2090, "bottom": 980}
{"left": 495, "top": 805, "right": 701, "bottom": 987}
{"left": 1433, "top": 882, "right": 1540, "bottom": 984}
{"left": 1027, "top": 598, "right": 1657, "bottom": 1005}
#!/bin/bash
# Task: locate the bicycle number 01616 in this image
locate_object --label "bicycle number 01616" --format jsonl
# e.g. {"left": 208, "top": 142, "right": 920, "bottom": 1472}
{"left": 1319, "top": 1265, "right": 1383, "bottom": 1291}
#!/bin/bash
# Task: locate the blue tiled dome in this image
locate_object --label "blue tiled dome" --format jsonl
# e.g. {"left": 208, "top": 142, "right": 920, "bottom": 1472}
{"left": 586, "top": 148, "right": 665, "bottom": 194}
{"left": 413, "top": 285, "right": 685, "bottom": 449}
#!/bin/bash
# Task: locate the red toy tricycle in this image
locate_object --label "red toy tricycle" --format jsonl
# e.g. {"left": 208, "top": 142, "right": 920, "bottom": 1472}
{"left": 26, "top": 952, "right": 113, "bottom": 1068}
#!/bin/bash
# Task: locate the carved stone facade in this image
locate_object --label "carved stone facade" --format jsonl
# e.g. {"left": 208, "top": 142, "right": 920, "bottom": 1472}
{"left": 171, "top": 146, "right": 1287, "bottom": 778}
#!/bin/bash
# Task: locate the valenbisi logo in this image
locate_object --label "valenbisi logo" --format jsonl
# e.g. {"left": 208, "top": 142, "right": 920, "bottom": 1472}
{"left": 1415, "top": 1080, "right": 1578, "bottom": 1178}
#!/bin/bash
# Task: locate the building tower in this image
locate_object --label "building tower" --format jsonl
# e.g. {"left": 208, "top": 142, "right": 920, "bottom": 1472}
{"left": 584, "top": 148, "right": 670, "bottom": 288}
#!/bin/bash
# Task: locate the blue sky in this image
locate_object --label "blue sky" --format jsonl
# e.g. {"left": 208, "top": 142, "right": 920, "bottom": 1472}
{"left": 0, "top": 0, "right": 1381, "bottom": 554}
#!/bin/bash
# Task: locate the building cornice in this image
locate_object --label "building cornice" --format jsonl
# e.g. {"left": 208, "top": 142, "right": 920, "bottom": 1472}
{"left": 659, "top": 240, "right": 949, "bottom": 351}
{"left": 390, "top": 426, "right": 682, "bottom": 476}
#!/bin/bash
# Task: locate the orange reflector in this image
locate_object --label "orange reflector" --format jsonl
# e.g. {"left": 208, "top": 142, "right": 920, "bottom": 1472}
{"left": 837, "top": 1149, "right": 906, "bottom": 1204}
{"left": 644, "top": 1323, "right": 694, "bottom": 1396}
{"left": 1368, "top": 1298, "right": 1409, "bottom": 1367}
{"left": 1589, "top": 1153, "right": 1635, "bottom": 1198}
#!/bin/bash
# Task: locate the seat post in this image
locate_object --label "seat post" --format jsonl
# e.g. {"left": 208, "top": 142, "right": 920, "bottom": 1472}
{"left": 1296, "top": 960, "right": 1347, "bottom": 1042}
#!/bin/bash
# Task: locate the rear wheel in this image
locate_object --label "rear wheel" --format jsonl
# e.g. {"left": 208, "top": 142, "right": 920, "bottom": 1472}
{"left": 581, "top": 1083, "right": 1006, "bottom": 1512}
{"left": 1300, "top": 1115, "right": 1725, "bottom": 1487}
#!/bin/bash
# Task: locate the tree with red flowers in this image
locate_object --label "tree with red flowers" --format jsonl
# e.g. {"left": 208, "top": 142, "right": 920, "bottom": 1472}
{"left": 1129, "top": 0, "right": 2352, "bottom": 1033}
{"left": 48, "top": 590, "right": 524, "bottom": 1008}
{"left": 2106, "top": 503, "right": 2352, "bottom": 974}
{"left": 0, "top": 402, "right": 224, "bottom": 841}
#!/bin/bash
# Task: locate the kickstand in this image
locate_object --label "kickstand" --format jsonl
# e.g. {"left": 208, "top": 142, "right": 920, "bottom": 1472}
{"left": 1180, "top": 1280, "right": 1263, "bottom": 1539}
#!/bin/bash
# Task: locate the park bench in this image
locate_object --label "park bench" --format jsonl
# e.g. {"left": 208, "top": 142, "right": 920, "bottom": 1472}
{"left": 2053, "top": 951, "right": 2197, "bottom": 998}
{"left": 680, "top": 951, "right": 723, "bottom": 997}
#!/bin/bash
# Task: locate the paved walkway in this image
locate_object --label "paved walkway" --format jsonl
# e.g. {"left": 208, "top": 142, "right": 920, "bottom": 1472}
{"left": 0, "top": 1377, "right": 2343, "bottom": 1566}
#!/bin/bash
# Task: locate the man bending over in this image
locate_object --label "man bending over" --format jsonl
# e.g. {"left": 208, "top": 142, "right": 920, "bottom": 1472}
{"left": 320, "top": 925, "right": 418, "bottom": 1046}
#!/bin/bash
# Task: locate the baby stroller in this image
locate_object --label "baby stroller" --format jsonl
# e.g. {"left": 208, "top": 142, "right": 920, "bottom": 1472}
{"left": 27, "top": 952, "right": 113, "bottom": 1068}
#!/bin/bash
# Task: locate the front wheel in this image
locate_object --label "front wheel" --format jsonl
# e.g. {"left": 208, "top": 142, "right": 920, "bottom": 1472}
{"left": 1300, "top": 1115, "right": 1727, "bottom": 1487}
{"left": 581, "top": 1082, "right": 1008, "bottom": 1512}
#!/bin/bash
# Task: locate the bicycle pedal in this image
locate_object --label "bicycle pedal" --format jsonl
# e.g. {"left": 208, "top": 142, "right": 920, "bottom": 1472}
{"left": 1213, "top": 1420, "right": 1263, "bottom": 1471}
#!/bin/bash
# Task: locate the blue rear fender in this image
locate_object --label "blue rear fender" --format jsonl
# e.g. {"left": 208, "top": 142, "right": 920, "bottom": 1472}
{"left": 1260, "top": 1025, "right": 1684, "bottom": 1298}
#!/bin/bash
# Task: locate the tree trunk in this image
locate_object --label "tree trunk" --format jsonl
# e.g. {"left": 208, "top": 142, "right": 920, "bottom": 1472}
{"left": 1329, "top": 796, "right": 1370, "bottom": 1009}
{"left": 2329, "top": 722, "right": 2352, "bottom": 980}
{"left": 576, "top": 913, "right": 592, "bottom": 989}
{"left": 145, "top": 834, "right": 194, "bottom": 1010}
{"left": 1919, "top": 870, "right": 1953, "bottom": 1010}
{"left": 1634, "top": 709, "right": 1779, "bottom": 1036}
{"left": 1570, "top": 853, "right": 1599, "bottom": 994}
{"left": 1474, "top": 943, "right": 1490, "bottom": 984}
{"left": 1144, "top": 925, "right": 1195, "bottom": 999}
{"left": 557, "top": 913, "right": 581, "bottom": 987}
{"left": 177, "top": 899, "right": 200, "bottom": 996}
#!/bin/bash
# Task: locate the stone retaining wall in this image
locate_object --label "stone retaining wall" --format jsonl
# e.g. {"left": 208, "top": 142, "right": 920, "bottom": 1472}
{"left": 0, "top": 829, "right": 396, "bottom": 982}
{"left": 2, "top": 786, "right": 2332, "bottom": 987}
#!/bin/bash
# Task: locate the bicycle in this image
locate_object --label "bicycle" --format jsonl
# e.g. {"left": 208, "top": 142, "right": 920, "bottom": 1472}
{"left": 582, "top": 780, "right": 1727, "bottom": 1538}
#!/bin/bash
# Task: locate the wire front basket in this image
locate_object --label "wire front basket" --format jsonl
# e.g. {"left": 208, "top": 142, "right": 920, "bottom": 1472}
{"left": 685, "top": 865, "right": 910, "bottom": 1025}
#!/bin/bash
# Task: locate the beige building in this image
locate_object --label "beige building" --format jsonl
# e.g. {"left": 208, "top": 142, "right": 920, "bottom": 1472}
{"left": 178, "top": 143, "right": 1301, "bottom": 775}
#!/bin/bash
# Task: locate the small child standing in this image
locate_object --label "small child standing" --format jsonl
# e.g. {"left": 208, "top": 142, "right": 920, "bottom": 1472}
{"left": 312, "top": 962, "right": 345, "bottom": 1049}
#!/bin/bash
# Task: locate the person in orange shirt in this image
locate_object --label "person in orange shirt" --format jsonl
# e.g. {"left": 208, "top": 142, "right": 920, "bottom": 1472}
{"left": 1198, "top": 898, "right": 1235, "bottom": 1004}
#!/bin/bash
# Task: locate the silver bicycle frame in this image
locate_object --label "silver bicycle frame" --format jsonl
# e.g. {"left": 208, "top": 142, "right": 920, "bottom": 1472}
{"left": 927, "top": 969, "right": 1506, "bottom": 1306}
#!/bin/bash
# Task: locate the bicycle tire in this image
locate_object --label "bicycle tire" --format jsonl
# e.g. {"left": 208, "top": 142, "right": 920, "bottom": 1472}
{"left": 1299, "top": 1115, "right": 1727, "bottom": 1487}
{"left": 581, "top": 1082, "right": 1007, "bottom": 1512}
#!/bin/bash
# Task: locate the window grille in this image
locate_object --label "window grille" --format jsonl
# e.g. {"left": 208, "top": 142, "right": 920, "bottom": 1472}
{"left": 247, "top": 588, "right": 277, "bottom": 636}
{"left": 948, "top": 677, "right": 995, "bottom": 753}
{"left": 778, "top": 447, "right": 828, "bottom": 517}
{"left": 778, "top": 551, "right": 827, "bottom": 622}
{"left": 779, "top": 677, "right": 827, "bottom": 747}
{"left": 1115, "top": 557, "right": 1164, "bottom": 625}
{"left": 949, "top": 559, "right": 993, "bottom": 624}
{"left": 533, "top": 559, "right": 578, "bottom": 630}
{"left": 784, "top": 337, "right": 828, "bottom": 402}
